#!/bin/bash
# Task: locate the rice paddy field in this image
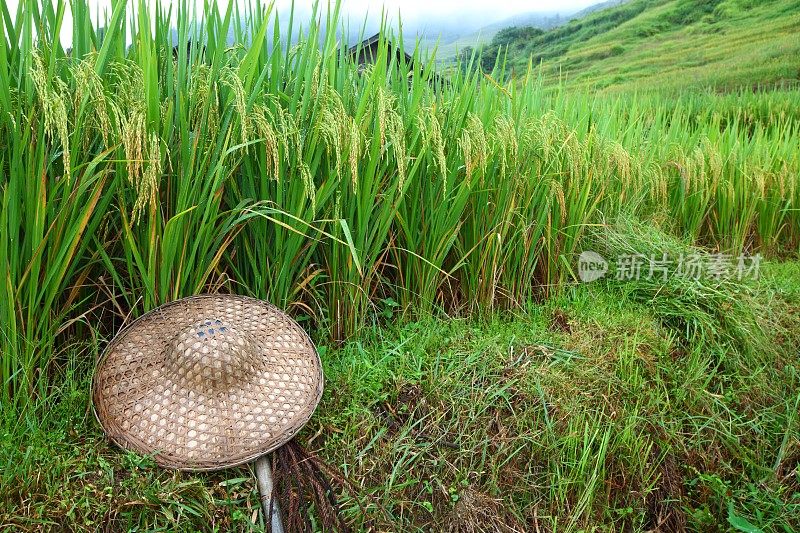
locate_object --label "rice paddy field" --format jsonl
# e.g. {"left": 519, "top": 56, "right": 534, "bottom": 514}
{"left": 1, "top": 0, "right": 799, "bottom": 530}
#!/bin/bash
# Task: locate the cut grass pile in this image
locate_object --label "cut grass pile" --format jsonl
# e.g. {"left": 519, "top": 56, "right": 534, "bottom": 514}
{"left": 2, "top": 257, "right": 799, "bottom": 531}
{"left": 592, "top": 216, "right": 769, "bottom": 352}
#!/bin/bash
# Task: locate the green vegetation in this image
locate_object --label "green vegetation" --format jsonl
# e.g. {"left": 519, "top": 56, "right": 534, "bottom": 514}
{"left": 1, "top": 0, "right": 799, "bottom": 530}
{"left": 2, "top": 0, "right": 799, "bottom": 406}
{"left": 473, "top": 0, "right": 800, "bottom": 90}
{"left": 3, "top": 254, "right": 800, "bottom": 530}
{"left": 463, "top": 26, "right": 545, "bottom": 73}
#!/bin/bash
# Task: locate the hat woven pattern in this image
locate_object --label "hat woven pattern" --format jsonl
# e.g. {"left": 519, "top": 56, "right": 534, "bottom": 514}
{"left": 93, "top": 295, "right": 323, "bottom": 471}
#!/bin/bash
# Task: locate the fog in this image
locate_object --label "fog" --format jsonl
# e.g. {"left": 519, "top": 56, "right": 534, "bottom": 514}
{"left": 5, "top": 0, "right": 602, "bottom": 46}
{"left": 276, "top": 1, "right": 596, "bottom": 37}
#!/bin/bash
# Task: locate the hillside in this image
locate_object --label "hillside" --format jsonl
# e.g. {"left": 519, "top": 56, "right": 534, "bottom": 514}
{"left": 474, "top": 0, "right": 800, "bottom": 91}
{"left": 571, "top": 0, "right": 630, "bottom": 18}
{"left": 434, "top": 10, "right": 571, "bottom": 60}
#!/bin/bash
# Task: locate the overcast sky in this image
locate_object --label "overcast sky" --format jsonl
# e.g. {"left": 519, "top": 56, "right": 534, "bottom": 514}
{"left": 6, "top": 0, "right": 602, "bottom": 44}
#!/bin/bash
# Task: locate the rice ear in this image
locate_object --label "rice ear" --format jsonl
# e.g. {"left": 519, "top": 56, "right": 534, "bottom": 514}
{"left": 31, "top": 51, "right": 72, "bottom": 183}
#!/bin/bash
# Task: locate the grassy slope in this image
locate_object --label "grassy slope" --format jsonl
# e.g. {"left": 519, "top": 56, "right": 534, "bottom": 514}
{"left": 487, "top": 0, "right": 800, "bottom": 91}
{"left": 2, "top": 259, "right": 799, "bottom": 531}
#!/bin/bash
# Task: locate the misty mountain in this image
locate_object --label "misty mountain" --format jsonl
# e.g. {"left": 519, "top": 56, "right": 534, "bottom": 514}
{"left": 468, "top": 10, "right": 568, "bottom": 36}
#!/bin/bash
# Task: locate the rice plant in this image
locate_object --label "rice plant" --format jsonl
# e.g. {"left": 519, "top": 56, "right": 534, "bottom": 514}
{"left": 0, "top": 0, "right": 798, "bottom": 404}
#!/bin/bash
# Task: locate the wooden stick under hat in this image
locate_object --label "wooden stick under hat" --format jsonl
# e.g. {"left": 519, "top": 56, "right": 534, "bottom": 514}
{"left": 255, "top": 455, "right": 284, "bottom": 532}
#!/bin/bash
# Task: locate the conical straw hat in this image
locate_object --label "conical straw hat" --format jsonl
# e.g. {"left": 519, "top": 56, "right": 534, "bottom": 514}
{"left": 92, "top": 294, "right": 323, "bottom": 471}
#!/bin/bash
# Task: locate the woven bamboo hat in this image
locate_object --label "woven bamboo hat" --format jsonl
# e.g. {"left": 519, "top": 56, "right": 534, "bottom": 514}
{"left": 92, "top": 294, "right": 323, "bottom": 471}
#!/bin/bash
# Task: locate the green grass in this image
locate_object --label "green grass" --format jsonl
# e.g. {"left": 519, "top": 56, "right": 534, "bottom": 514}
{"left": 2, "top": 258, "right": 799, "bottom": 530}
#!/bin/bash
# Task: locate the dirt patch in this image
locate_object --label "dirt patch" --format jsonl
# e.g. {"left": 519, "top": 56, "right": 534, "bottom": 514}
{"left": 549, "top": 309, "right": 572, "bottom": 334}
{"left": 444, "top": 488, "right": 527, "bottom": 533}
{"left": 644, "top": 447, "right": 687, "bottom": 532}
{"left": 776, "top": 442, "right": 800, "bottom": 493}
{"left": 375, "top": 383, "right": 426, "bottom": 434}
